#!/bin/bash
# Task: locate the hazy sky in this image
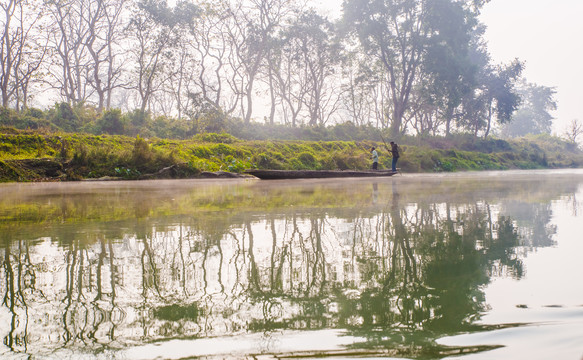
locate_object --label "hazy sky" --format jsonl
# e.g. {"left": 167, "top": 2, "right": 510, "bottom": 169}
{"left": 480, "top": 0, "right": 583, "bottom": 134}
{"left": 316, "top": 0, "right": 582, "bottom": 134}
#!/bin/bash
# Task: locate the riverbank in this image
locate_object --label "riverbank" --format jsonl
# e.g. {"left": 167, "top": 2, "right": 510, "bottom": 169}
{"left": 1, "top": 128, "right": 582, "bottom": 182}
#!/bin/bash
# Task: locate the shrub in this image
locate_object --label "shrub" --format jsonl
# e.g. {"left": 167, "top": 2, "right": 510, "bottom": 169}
{"left": 296, "top": 152, "right": 317, "bottom": 168}
{"left": 191, "top": 145, "right": 212, "bottom": 158}
{"left": 321, "top": 151, "right": 366, "bottom": 170}
{"left": 49, "top": 103, "right": 80, "bottom": 132}
{"left": 0, "top": 107, "right": 19, "bottom": 127}
{"left": 132, "top": 136, "right": 153, "bottom": 165}
{"left": 95, "top": 109, "right": 125, "bottom": 135}
{"left": 194, "top": 132, "right": 238, "bottom": 143}
{"left": 253, "top": 152, "right": 284, "bottom": 169}
{"left": 211, "top": 143, "right": 235, "bottom": 156}
{"left": 72, "top": 144, "right": 89, "bottom": 166}
{"left": 23, "top": 108, "right": 44, "bottom": 119}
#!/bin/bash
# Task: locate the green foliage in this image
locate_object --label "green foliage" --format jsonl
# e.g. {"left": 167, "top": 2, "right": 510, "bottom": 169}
{"left": 72, "top": 144, "right": 89, "bottom": 166}
{"left": 0, "top": 107, "right": 20, "bottom": 126}
{"left": 132, "top": 136, "right": 153, "bottom": 165}
{"left": 0, "top": 108, "right": 54, "bottom": 130}
{"left": 0, "top": 128, "right": 582, "bottom": 182}
{"left": 193, "top": 132, "right": 238, "bottom": 143}
{"left": 23, "top": 108, "right": 44, "bottom": 119}
{"left": 190, "top": 145, "right": 212, "bottom": 158}
{"left": 294, "top": 152, "right": 318, "bottom": 169}
{"left": 48, "top": 103, "right": 79, "bottom": 132}
{"left": 211, "top": 143, "right": 237, "bottom": 157}
{"left": 114, "top": 167, "right": 141, "bottom": 179}
{"left": 94, "top": 109, "right": 125, "bottom": 135}
{"left": 0, "top": 160, "right": 21, "bottom": 182}
{"left": 125, "top": 109, "right": 150, "bottom": 129}
{"left": 224, "top": 155, "right": 249, "bottom": 173}
{"left": 324, "top": 151, "right": 367, "bottom": 170}
{"left": 253, "top": 152, "right": 285, "bottom": 169}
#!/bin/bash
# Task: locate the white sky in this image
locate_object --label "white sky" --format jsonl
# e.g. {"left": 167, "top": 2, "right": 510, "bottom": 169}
{"left": 316, "top": 0, "right": 583, "bottom": 134}
{"left": 480, "top": 0, "right": 583, "bottom": 134}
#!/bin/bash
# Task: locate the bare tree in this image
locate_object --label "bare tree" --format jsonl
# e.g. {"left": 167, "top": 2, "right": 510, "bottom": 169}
{"left": 270, "top": 25, "right": 307, "bottom": 127}
{"left": 0, "top": 0, "right": 45, "bottom": 109}
{"left": 166, "top": 39, "right": 196, "bottom": 119}
{"left": 341, "top": 51, "right": 395, "bottom": 127}
{"left": 272, "top": 10, "right": 343, "bottom": 127}
{"left": 296, "top": 12, "right": 343, "bottom": 126}
{"left": 188, "top": 2, "right": 239, "bottom": 116}
{"left": 226, "top": 0, "right": 291, "bottom": 123}
{"left": 83, "top": 0, "right": 129, "bottom": 112}
{"left": 126, "top": 3, "right": 173, "bottom": 113}
{"left": 564, "top": 119, "right": 583, "bottom": 145}
{"left": 44, "top": 0, "right": 93, "bottom": 104}
{"left": 126, "top": 0, "right": 200, "bottom": 115}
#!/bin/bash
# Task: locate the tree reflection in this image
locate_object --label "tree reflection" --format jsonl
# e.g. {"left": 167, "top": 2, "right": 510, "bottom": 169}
{"left": 0, "top": 177, "right": 575, "bottom": 357}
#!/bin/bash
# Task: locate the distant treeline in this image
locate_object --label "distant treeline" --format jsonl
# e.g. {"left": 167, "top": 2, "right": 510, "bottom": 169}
{"left": 0, "top": 0, "right": 562, "bottom": 139}
{"left": 1, "top": 103, "right": 398, "bottom": 141}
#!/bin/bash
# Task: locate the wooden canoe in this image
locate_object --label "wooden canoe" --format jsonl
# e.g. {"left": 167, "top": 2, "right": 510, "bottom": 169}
{"left": 244, "top": 169, "right": 397, "bottom": 180}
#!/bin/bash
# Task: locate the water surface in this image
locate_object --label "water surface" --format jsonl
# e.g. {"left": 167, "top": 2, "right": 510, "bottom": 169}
{"left": 1, "top": 170, "right": 583, "bottom": 359}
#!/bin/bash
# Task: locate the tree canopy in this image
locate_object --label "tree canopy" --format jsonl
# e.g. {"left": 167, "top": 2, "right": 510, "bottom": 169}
{"left": 0, "top": 0, "right": 557, "bottom": 140}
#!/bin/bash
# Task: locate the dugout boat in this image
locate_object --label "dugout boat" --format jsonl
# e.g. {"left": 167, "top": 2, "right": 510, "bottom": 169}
{"left": 244, "top": 169, "right": 398, "bottom": 180}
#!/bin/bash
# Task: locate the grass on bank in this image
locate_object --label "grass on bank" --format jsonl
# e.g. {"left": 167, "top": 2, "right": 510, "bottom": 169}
{"left": 1, "top": 127, "right": 582, "bottom": 182}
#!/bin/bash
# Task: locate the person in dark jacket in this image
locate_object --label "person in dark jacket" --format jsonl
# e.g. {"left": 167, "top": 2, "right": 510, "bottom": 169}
{"left": 388, "top": 141, "right": 399, "bottom": 172}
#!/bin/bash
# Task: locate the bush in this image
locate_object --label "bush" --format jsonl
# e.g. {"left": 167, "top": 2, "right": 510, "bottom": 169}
{"left": 49, "top": 103, "right": 79, "bottom": 132}
{"left": 95, "top": 109, "right": 125, "bottom": 135}
{"left": 72, "top": 144, "right": 89, "bottom": 166}
{"left": 253, "top": 152, "right": 284, "bottom": 169}
{"left": 296, "top": 152, "right": 317, "bottom": 168}
{"left": 132, "top": 136, "right": 153, "bottom": 166}
{"left": 194, "top": 132, "right": 238, "bottom": 143}
{"left": 0, "top": 107, "right": 19, "bottom": 127}
{"left": 211, "top": 143, "right": 236, "bottom": 156}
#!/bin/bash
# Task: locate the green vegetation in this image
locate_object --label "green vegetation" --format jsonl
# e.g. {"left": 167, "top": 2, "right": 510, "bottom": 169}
{"left": 1, "top": 126, "right": 582, "bottom": 182}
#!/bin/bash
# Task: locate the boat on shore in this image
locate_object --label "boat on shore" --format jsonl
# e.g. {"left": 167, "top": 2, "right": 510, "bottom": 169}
{"left": 244, "top": 169, "right": 398, "bottom": 180}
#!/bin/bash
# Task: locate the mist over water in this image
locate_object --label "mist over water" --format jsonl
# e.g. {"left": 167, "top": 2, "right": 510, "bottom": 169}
{"left": 1, "top": 170, "right": 583, "bottom": 359}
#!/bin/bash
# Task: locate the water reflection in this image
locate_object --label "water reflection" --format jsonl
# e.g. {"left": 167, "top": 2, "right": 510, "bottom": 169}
{"left": 0, "top": 172, "right": 581, "bottom": 358}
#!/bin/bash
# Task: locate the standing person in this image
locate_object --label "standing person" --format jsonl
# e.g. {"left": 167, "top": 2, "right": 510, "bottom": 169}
{"left": 371, "top": 147, "right": 379, "bottom": 170}
{"left": 388, "top": 141, "right": 399, "bottom": 172}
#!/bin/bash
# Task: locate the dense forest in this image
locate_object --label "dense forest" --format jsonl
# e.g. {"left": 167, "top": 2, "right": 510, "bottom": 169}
{"left": 2, "top": 0, "right": 579, "bottom": 142}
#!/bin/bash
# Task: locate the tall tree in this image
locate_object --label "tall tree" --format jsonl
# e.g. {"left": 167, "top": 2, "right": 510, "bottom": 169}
{"left": 45, "top": 0, "right": 92, "bottom": 105}
{"left": 126, "top": 0, "right": 199, "bottom": 113}
{"left": 341, "top": 53, "right": 380, "bottom": 127}
{"left": 459, "top": 40, "right": 523, "bottom": 138}
{"left": 480, "top": 59, "right": 523, "bottom": 138}
{"left": 187, "top": 2, "right": 238, "bottom": 116}
{"left": 226, "top": 0, "right": 289, "bottom": 124}
{"left": 500, "top": 81, "right": 556, "bottom": 137}
{"left": 422, "top": 0, "right": 479, "bottom": 136}
{"left": 343, "top": 0, "right": 428, "bottom": 136}
{"left": 269, "top": 29, "right": 307, "bottom": 127}
{"left": 291, "top": 11, "right": 342, "bottom": 126}
{"left": 0, "top": 0, "right": 45, "bottom": 109}
{"left": 83, "top": 0, "right": 129, "bottom": 112}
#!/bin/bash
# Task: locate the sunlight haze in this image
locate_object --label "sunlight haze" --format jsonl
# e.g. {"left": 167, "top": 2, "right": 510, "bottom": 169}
{"left": 480, "top": 0, "right": 583, "bottom": 135}
{"left": 317, "top": 0, "right": 582, "bottom": 135}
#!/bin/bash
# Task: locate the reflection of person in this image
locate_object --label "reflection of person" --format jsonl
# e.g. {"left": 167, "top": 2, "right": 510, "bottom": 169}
{"left": 388, "top": 141, "right": 399, "bottom": 172}
{"left": 372, "top": 182, "right": 378, "bottom": 204}
{"left": 371, "top": 147, "right": 379, "bottom": 170}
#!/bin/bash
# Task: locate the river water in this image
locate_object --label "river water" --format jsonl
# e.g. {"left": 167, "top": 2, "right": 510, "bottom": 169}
{"left": 1, "top": 170, "right": 582, "bottom": 359}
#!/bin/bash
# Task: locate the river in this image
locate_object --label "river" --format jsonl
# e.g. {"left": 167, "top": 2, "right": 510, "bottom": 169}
{"left": 1, "top": 170, "right": 582, "bottom": 359}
